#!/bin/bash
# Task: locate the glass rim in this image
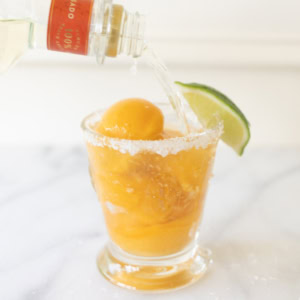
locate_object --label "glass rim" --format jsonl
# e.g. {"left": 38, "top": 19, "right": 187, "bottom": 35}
{"left": 81, "top": 104, "right": 223, "bottom": 156}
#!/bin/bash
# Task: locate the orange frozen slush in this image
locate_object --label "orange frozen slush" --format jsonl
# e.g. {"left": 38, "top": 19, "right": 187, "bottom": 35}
{"left": 87, "top": 99, "right": 216, "bottom": 256}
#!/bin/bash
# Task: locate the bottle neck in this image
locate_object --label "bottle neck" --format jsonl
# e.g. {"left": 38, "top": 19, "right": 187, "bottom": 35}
{"left": 89, "top": 0, "right": 145, "bottom": 64}
{"left": 118, "top": 9, "right": 145, "bottom": 58}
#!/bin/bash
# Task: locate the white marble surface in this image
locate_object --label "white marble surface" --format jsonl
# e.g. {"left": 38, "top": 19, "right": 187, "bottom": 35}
{"left": 0, "top": 145, "right": 300, "bottom": 300}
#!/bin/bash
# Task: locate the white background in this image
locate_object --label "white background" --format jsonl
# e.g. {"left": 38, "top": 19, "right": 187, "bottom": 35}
{"left": 1, "top": 3, "right": 300, "bottom": 299}
{"left": 1, "top": 0, "right": 300, "bottom": 148}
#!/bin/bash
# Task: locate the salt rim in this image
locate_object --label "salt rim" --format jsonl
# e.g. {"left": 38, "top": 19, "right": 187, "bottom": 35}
{"left": 81, "top": 110, "right": 223, "bottom": 157}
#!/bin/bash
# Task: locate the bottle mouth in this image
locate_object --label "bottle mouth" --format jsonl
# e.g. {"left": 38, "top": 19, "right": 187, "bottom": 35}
{"left": 81, "top": 103, "right": 223, "bottom": 157}
{"left": 118, "top": 10, "right": 146, "bottom": 58}
{"left": 89, "top": 1, "right": 146, "bottom": 63}
{"left": 106, "top": 4, "right": 146, "bottom": 59}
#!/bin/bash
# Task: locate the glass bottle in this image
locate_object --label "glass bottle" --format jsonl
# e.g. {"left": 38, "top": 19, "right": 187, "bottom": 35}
{"left": 0, "top": 0, "right": 145, "bottom": 72}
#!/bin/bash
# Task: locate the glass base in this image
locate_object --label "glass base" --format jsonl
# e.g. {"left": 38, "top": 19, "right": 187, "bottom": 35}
{"left": 97, "top": 242, "right": 212, "bottom": 292}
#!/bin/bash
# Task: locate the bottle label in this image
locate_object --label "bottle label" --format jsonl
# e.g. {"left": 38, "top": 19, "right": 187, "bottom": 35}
{"left": 47, "top": 0, "right": 94, "bottom": 55}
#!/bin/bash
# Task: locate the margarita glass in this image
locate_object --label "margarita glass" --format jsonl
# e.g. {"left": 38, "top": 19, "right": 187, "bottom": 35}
{"left": 81, "top": 103, "right": 221, "bottom": 291}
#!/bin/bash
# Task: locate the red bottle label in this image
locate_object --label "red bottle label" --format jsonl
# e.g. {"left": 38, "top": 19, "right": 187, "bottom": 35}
{"left": 47, "top": 0, "right": 94, "bottom": 55}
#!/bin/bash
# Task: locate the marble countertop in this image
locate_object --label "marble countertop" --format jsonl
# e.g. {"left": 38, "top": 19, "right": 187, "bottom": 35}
{"left": 1, "top": 145, "right": 300, "bottom": 300}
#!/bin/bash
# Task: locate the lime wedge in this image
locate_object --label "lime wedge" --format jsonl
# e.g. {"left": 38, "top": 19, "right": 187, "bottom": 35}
{"left": 175, "top": 82, "right": 250, "bottom": 155}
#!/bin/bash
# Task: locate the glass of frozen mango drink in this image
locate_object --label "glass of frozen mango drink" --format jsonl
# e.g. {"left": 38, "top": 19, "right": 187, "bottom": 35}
{"left": 81, "top": 98, "right": 222, "bottom": 291}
